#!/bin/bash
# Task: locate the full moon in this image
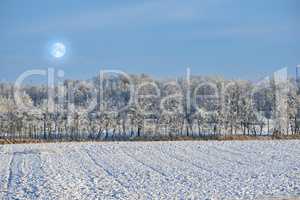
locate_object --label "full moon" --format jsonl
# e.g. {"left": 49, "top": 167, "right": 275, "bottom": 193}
{"left": 51, "top": 42, "right": 66, "bottom": 58}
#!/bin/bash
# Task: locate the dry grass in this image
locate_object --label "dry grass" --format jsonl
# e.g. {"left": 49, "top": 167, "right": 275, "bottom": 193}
{"left": 0, "top": 134, "right": 300, "bottom": 145}
{"left": 0, "top": 138, "right": 49, "bottom": 145}
{"left": 129, "top": 134, "right": 300, "bottom": 142}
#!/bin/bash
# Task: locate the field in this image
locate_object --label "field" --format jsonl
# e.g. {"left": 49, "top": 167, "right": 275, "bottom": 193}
{"left": 0, "top": 141, "right": 299, "bottom": 200}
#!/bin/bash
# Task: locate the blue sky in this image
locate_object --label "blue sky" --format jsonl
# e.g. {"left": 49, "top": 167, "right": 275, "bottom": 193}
{"left": 0, "top": 0, "right": 299, "bottom": 81}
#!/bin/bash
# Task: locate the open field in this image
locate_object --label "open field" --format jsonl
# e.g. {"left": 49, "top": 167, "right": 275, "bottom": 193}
{"left": 0, "top": 140, "right": 299, "bottom": 199}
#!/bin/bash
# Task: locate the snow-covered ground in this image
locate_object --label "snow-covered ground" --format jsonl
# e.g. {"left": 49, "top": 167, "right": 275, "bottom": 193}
{"left": 0, "top": 140, "right": 299, "bottom": 200}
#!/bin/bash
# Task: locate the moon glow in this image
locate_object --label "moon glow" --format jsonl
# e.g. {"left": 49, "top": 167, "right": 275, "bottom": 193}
{"left": 51, "top": 42, "right": 66, "bottom": 58}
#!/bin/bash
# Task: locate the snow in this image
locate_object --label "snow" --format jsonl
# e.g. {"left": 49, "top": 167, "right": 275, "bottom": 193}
{"left": 0, "top": 140, "right": 299, "bottom": 200}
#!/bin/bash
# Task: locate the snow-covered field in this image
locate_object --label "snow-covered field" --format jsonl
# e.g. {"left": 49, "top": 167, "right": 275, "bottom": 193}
{"left": 0, "top": 141, "right": 299, "bottom": 200}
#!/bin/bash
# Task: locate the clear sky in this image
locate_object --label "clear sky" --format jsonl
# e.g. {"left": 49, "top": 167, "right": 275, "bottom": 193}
{"left": 0, "top": 0, "right": 299, "bottom": 81}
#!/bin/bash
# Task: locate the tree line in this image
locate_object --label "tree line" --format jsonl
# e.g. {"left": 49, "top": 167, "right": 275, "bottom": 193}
{"left": 0, "top": 72, "right": 299, "bottom": 141}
